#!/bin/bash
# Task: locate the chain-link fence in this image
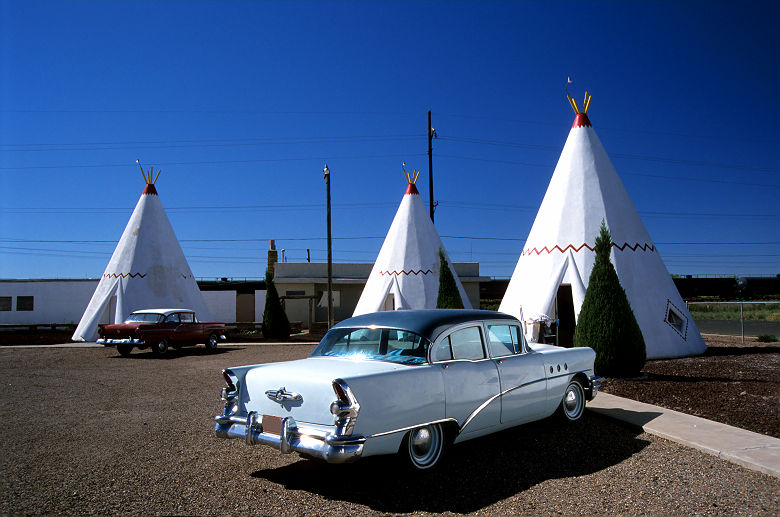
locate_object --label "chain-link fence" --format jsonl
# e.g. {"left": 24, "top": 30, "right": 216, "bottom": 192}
{"left": 686, "top": 301, "right": 780, "bottom": 342}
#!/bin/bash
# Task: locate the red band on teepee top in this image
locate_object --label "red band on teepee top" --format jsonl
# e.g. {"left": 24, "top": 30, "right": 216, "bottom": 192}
{"left": 405, "top": 183, "right": 419, "bottom": 195}
{"left": 572, "top": 113, "right": 592, "bottom": 128}
{"left": 142, "top": 183, "right": 158, "bottom": 195}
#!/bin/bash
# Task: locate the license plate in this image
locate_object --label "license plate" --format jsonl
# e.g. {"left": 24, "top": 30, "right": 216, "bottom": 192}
{"left": 262, "top": 414, "right": 283, "bottom": 436}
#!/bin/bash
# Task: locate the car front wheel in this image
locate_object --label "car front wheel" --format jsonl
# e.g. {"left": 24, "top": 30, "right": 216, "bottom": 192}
{"left": 402, "top": 423, "right": 445, "bottom": 471}
{"left": 206, "top": 333, "right": 219, "bottom": 351}
{"left": 116, "top": 344, "right": 132, "bottom": 356}
{"left": 558, "top": 378, "right": 585, "bottom": 422}
{"left": 151, "top": 339, "right": 169, "bottom": 356}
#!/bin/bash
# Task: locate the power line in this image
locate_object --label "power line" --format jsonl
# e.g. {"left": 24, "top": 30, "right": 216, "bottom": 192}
{"left": 440, "top": 135, "right": 780, "bottom": 173}
{"left": 0, "top": 134, "right": 424, "bottom": 152}
{"left": 0, "top": 153, "right": 426, "bottom": 171}
{"left": 435, "top": 154, "right": 780, "bottom": 188}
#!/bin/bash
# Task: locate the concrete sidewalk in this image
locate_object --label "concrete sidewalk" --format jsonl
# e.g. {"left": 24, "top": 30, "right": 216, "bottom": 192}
{"left": 588, "top": 392, "right": 780, "bottom": 479}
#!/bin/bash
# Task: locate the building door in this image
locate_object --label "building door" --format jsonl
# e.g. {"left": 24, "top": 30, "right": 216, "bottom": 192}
{"left": 236, "top": 293, "right": 255, "bottom": 322}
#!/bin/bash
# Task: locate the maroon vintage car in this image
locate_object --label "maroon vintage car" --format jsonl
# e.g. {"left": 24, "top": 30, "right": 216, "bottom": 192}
{"left": 97, "top": 308, "right": 226, "bottom": 356}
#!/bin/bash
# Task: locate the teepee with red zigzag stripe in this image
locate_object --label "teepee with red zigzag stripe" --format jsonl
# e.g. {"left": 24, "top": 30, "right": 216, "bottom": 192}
{"left": 353, "top": 169, "right": 471, "bottom": 316}
{"left": 499, "top": 92, "right": 705, "bottom": 359}
{"left": 72, "top": 167, "right": 211, "bottom": 341}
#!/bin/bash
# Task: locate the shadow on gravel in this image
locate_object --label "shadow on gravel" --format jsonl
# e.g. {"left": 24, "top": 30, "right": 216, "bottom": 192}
{"left": 251, "top": 414, "right": 648, "bottom": 513}
{"left": 108, "top": 347, "right": 241, "bottom": 359}
{"left": 704, "top": 345, "right": 780, "bottom": 356}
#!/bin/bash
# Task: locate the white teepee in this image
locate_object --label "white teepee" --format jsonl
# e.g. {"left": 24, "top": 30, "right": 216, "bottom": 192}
{"left": 72, "top": 170, "right": 211, "bottom": 341}
{"left": 353, "top": 172, "right": 472, "bottom": 315}
{"left": 499, "top": 94, "right": 706, "bottom": 359}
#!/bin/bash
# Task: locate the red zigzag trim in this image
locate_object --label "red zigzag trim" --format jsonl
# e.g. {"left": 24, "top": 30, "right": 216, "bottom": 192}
{"left": 103, "top": 273, "right": 147, "bottom": 278}
{"left": 379, "top": 269, "right": 433, "bottom": 276}
{"left": 522, "top": 242, "right": 655, "bottom": 256}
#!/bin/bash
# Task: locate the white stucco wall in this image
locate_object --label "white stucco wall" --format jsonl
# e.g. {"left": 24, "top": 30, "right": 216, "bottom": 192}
{"left": 0, "top": 280, "right": 99, "bottom": 325}
{"left": 202, "top": 291, "right": 237, "bottom": 323}
{"left": 254, "top": 290, "right": 267, "bottom": 322}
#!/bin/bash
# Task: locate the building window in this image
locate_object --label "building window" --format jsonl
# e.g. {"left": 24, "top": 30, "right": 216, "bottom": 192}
{"left": 16, "top": 296, "right": 34, "bottom": 311}
{"left": 286, "top": 290, "right": 305, "bottom": 296}
{"left": 0, "top": 297, "right": 11, "bottom": 311}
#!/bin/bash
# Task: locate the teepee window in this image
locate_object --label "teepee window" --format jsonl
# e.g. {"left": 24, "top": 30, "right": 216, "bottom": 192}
{"left": 664, "top": 301, "right": 688, "bottom": 339}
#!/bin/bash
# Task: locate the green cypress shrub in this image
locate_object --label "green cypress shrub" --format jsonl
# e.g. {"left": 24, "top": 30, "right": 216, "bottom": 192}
{"left": 573, "top": 221, "right": 646, "bottom": 376}
{"left": 436, "top": 248, "right": 465, "bottom": 309}
{"left": 262, "top": 268, "right": 291, "bottom": 340}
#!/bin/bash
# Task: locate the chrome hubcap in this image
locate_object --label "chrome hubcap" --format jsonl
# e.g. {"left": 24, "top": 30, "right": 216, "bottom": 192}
{"left": 563, "top": 382, "right": 583, "bottom": 420}
{"left": 411, "top": 428, "right": 431, "bottom": 455}
{"left": 408, "top": 425, "right": 442, "bottom": 468}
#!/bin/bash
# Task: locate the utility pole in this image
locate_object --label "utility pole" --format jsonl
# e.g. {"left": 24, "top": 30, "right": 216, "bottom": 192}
{"left": 323, "top": 164, "right": 334, "bottom": 329}
{"left": 427, "top": 110, "right": 435, "bottom": 222}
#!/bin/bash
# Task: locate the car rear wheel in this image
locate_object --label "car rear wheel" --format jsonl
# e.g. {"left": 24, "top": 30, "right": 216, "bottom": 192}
{"left": 151, "top": 339, "right": 169, "bottom": 356}
{"left": 116, "top": 344, "right": 132, "bottom": 356}
{"left": 402, "top": 423, "right": 445, "bottom": 471}
{"left": 206, "top": 333, "right": 219, "bottom": 351}
{"left": 557, "top": 378, "right": 585, "bottom": 422}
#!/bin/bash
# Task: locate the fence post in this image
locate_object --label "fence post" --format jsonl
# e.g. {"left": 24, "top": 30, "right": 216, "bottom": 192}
{"left": 740, "top": 303, "right": 744, "bottom": 344}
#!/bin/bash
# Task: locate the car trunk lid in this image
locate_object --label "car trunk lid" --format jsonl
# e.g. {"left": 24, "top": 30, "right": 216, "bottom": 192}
{"left": 241, "top": 357, "right": 410, "bottom": 427}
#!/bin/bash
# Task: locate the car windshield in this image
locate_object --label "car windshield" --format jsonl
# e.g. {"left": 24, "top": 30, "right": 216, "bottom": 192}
{"left": 311, "top": 327, "right": 430, "bottom": 365}
{"left": 125, "top": 313, "right": 163, "bottom": 323}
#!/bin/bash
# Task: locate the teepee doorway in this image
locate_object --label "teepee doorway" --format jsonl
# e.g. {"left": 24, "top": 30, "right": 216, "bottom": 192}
{"left": 554, "top": 285, "right": 576, "bottom": 347}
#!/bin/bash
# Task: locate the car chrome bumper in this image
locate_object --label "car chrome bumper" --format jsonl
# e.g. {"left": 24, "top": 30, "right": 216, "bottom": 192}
{"left": 213, "top": 412, "right": 365, "bottom": 464}
{"left": 97, "top": 338, "right": 145, "bottom": 345}
{"left": 588, "top": 376, "right": 603, "bottom": 400}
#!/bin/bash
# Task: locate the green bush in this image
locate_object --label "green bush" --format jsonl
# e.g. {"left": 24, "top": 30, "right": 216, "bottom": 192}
{"left": 262, "top": 269, "right": 291, "bottom": 340}
{"left": 436, "top": 248, "right": 465, "bottom": 309}
{"left": 756, "top": 334, "right": 778, "bottom": 343}
{"left": 573, "top": 221, "right": 646, "bottom": 377}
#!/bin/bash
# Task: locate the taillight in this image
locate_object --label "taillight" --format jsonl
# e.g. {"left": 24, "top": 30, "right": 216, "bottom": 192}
{"left": 330, "top": 379, "right": 359, "bottom": 437}
{"left": 332, "top": 380, "right": 349, "bottom": 403}
{"left": 222, "top": 370, "right": 236, "bottom": 392}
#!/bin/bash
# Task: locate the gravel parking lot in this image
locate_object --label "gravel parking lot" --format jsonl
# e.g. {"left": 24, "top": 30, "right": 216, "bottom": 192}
{"left": 1, "top": 345, "right": 777, "bottom": 515}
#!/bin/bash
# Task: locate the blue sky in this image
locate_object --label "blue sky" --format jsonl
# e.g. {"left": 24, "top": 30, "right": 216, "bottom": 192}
{"left": 1, "top": 0, "right": 778, "bottom": 280}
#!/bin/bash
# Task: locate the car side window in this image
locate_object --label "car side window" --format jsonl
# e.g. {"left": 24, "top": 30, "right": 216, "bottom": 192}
{"left": 433, "top": 338, "right": 453, "bottom": 362}
{"left": 179, "top": 312, "right": 194, "bottom": 323}
{"left": 487, "top": 325, "right": 516, "bottom": 357}
{"left": 449, "top": 326, "right": 485, "bottom": 360}
{"left": 512, "top": 325, "right": 525, "bottom": 353}
{"left": 165, "top": 314, "right": 179, "bottom": 323}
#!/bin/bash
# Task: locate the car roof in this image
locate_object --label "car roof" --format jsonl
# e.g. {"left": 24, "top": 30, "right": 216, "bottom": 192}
{"left": 331, "top": 309, "right": 519, "bottom": 343}
{"left": 130, "top": 309, "right": 193, "bottom": 316}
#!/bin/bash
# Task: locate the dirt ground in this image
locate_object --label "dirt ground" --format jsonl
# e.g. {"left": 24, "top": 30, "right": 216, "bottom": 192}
{"left": 602, "top": 334, "right": 780, "bottom": 438}
{"left": 0, "top": 343, "right": 778, "bottom": 515}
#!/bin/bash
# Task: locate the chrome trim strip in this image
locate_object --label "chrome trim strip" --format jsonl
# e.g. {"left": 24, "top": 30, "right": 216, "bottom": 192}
{"left": 461, "top": 393, "right": 503, "bottom": 431}
{"left": 459, "top": 370, "right": 592, "bottom": 432}
{"left": 367, "top": 418, "right": 459, "bottom": 438}
{"left": 98, "top": 338, "right": 145, "bottom": 345}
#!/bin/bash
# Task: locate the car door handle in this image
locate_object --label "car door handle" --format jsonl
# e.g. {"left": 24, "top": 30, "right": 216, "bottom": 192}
{"left": 496, "top": 359, "right": 503, "bottom": 365}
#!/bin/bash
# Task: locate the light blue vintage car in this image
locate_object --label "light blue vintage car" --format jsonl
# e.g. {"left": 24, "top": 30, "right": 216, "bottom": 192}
{"left": 214, "top": 310, "right": 601, "bottom": 470}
